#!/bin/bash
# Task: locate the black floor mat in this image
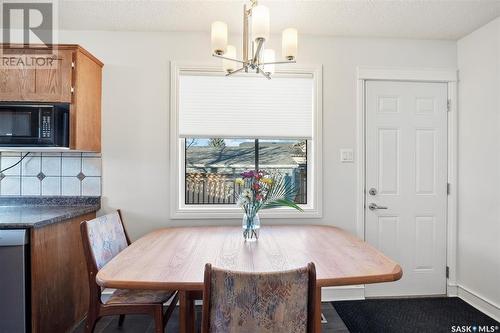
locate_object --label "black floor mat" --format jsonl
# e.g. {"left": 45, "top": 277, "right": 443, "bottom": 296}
{"left": 333, "top": 297, "right": 499, "bottom": 333}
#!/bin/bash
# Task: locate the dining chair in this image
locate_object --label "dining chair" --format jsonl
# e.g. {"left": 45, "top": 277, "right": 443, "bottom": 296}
{"left": 201, "top": 262, "right": 316, "bottom": 333}
{"left": 80, "top": 210, "right": 178, "bottom": 333}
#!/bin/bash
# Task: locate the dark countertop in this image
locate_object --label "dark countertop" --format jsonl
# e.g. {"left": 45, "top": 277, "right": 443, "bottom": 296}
{"left": 0, "top": 196, "right": 100, "bottom": 229}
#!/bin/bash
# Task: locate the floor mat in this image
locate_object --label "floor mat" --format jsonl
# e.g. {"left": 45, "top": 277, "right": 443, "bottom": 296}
{"left": 333, "top": 297, "right": 499, "bottom": 333}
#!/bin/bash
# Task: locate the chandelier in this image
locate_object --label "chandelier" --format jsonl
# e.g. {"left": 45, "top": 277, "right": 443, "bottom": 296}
{"left": 210, "top": 0, "right": 298, "bottom": 79}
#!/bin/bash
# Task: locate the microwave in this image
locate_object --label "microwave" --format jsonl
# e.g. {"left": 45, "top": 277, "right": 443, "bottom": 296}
{"left": 0, "top": 103, "right": 70, "bottom": 147}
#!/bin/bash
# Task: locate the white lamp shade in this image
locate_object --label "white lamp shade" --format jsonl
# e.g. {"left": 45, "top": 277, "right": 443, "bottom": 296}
{"left": 262, "top": 49, "right": 275, "bottom": 74}
{"left": 251, "top": 5, "right": 270, "bottom": 41}
{"left": 223, "top": 45, "right": 237, "bottom": 73}
{"left": 211, "top": 21, "right": 228, "bottom": 54}
{"left": 282, "top": 28, "right": 298, "bottom": 60}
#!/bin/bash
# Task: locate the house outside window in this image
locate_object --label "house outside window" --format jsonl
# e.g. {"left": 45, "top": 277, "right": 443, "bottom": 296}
{"left": 170, "top": 63, "right": 322, "bottom": 219}
{"left": 185, "top": 138, "right": 307, "bottom": 205}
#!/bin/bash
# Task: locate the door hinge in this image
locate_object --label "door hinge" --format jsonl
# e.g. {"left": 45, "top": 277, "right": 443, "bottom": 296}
{"left": 446, "top": 266, "right": 450, "bottom": 278}
{"left": 447, "top": 99, "right": 451, "bottom": 112}
{"left": 71, "top": 87, "right": 75, "bottom": 94}
{"left": 447, "top": 183, "right": 451, "bottom": 195}
{"left": 71, "top": 61, "right": 75, "bottom": 68}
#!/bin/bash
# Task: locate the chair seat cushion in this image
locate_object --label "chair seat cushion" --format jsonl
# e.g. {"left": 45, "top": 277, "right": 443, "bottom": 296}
{"left": 106, "top": 289, "right": 175, "bottom": 305}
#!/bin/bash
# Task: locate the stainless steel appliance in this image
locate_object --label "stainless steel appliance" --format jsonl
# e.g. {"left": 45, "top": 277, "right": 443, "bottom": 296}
{"left": 0, "top": 229, "right": 29, "bottom": 333}
{"left": 0, "top": 103, "right": 69, "bottom": 147}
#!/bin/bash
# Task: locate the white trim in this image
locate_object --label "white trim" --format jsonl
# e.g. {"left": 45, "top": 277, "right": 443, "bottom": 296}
{"left": 457, "top": 285, "right": 500, "bottom": 322}
{"left": 170, "top": 62, "right": 323, "bottom": 219}
{"left": 321, "top": 285, "right": 365, "bottom": 302}
{"left": 357, "top": 67, "right": 458, "bottom": 82}
{"left": 446, "top": 81, "right": 459, "bottom": 288}
{"left": 447, "top": 283, "right": 458, "bottom": 297}
{"left": 355, "top": 67, "right": 459, "bottom": 294}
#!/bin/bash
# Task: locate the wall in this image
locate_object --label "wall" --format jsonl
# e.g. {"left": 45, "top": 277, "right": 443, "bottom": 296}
{"left": 56, "top": 31, "right": 457, "bottom": 239}
{"left": 457, "top": 18, "right": 500, "bottom": 315}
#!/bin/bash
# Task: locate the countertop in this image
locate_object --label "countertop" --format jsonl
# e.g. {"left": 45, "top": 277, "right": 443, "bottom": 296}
{"left": 0, "top": 196, "right": 100, "bottom": 229}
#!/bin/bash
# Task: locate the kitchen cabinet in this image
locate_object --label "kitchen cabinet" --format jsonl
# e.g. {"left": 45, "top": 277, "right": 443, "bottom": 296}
{"left": 0, "top": 48, "right": 72, "bottom": 102}
{"left": 0, "top": 198, "right": 100, "bottom": 333}
{"left": 30, "top": 212, "right": 95, "bottom": 333}
{"left": 0, "top": 45, "right": 103, "bottom": 151}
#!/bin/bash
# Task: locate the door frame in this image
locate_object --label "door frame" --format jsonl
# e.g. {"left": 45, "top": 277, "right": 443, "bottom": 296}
{"left": 355, "top": 67, "right": 458, "bottom": 296}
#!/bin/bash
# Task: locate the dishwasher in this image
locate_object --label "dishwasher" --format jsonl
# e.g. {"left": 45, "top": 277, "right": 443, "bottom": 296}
{"left": 0, "top": 229, "right": 29, "bottom": 333}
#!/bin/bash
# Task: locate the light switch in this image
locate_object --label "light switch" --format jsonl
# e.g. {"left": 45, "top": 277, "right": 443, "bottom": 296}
{"left": 340, "top": 149, "right": 354, "bottom": 163}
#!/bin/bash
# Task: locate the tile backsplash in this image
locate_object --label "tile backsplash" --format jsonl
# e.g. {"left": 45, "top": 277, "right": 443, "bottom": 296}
{"left": 0, "top": 152, "right": 102, "bottom": 196}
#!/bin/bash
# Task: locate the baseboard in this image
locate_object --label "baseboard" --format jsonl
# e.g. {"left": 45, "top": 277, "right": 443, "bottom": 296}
{"left": 456, "top": 285, "right": 500, "bottom": 322}
{"left": 447, "top": 283, "right": 458, "bottom": 297}
{"left": 321, "top": 285, "right": 365, "bottom": 302}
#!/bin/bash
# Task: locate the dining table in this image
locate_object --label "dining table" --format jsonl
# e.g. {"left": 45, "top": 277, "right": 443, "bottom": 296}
{"left": 96, "top": 225, "right": 402, "bottom": 333}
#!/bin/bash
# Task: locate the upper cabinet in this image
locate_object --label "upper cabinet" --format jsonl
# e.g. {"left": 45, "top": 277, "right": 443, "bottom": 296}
{"left": 0, "top": 45, "right": 103, "bottom": 151}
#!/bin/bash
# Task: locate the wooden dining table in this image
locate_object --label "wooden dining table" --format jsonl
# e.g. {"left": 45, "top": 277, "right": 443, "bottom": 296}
{"left": 96, "top": 225, "right": 402, "bottom": 333}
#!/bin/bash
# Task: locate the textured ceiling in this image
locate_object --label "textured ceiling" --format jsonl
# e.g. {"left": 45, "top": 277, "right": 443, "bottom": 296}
{"left": 58, "top": 0, "right": 500, "bottom": 40}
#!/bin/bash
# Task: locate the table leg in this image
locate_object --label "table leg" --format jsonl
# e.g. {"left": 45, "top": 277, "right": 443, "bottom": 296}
{"left": 179, "top": 291, "right": 195, "bottom": 333}
{"left": 314, "top": 287, "right": 322, "bottom": 333}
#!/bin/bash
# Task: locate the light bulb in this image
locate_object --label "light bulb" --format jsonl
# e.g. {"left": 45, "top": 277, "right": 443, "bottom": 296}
{"left": 223, "top": 45, "right": 237, "bottom": 73}
{"left": 211, "top": 21, "right": 228, "bottom": 55}
{"left": 251, "top": 5, "right": 270, "bottom": 42}
{"left": 282, "top": 28, "right": 298, "bottom": 60}
{"left": 263, "top": 49, "right": 275, "bottom": 75}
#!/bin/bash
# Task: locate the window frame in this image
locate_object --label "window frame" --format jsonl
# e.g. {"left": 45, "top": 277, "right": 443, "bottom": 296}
{"left": 170, "top": 62, "right": 323, "bottom": 219}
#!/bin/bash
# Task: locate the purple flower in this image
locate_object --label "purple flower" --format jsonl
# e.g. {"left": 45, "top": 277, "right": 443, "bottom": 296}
{"left": 241, "top": 170, "right": 255, "bottom": 179}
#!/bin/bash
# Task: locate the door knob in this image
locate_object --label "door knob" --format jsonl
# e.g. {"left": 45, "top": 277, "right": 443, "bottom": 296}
{"left": 368, "top": 203, "right": 388, "bottom": 211}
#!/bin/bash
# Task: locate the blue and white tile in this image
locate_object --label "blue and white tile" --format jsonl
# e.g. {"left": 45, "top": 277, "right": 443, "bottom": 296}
{"left": 22, "top": 155, "right": 42, "bottom": 176}
{"left": 42, "top": 156, "right": 62, "bottom": 176}
{"left": 82, "top": 177, "right": 101, "bottom": 196}
{"left": 21, "top": 177, "right": 41, "bottom": 196}
{"left": 61, "top": 177, "right": 81, "bottom": 196}
{"left": 1, "top": 156, "right": 22, "bottom": 175}
{"left": 82, "top": 158, "right": 101, "bottom": 177}
{"left": 0, "top": 176, "right": 21, "bottom": 195}
{"left": 41, "top": 177, "right": 61, "bottom": 196}
{"left": 62, "top": 157, "right": 81, "bottom": 177}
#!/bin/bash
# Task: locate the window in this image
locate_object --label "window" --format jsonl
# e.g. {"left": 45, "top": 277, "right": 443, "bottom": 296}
{"left": 170, "top": 63, "right": 322, "bottom": 219}
{"left": 185, "top": 138, "right": 307, "bottom": 205}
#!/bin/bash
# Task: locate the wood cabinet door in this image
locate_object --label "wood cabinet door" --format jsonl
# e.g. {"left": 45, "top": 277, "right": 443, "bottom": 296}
{"left": 34, "top": 49, "right": 73, "bottom": 103}
{"left": 0, "top": 49, "right": 73, "bottom": 102}
{"left": 0, "top": 50, "right": 36, "bottom": 100}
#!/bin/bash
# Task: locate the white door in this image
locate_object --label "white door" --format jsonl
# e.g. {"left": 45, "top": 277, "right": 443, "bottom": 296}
{"left": 364, "top": 80, "right": 448, "bottom": 297}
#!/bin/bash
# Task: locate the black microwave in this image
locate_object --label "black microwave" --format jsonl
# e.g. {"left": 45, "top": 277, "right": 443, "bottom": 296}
{"left": 0, "top": 103, "right": 69, "bottom": 147}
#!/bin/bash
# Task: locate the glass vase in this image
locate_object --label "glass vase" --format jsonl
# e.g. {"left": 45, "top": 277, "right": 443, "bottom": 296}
{"left": 242, "top": 212, "right": 260, "bottom": 241}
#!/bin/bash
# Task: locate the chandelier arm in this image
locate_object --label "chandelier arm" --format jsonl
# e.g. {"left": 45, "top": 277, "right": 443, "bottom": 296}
{"left": 252, "top": 38, "right": 265, "bottom": 64}
{"left": 259, "top": 60, "right": 297, "bottom": 65}
{"left": 256, "top": 65, "right": 271, "bottom": 80}
{"left": 212, "top": 54, "right": 246, "bottom": 64}
{"left": 226, "top": 66, "right": 245, "bottom": 76}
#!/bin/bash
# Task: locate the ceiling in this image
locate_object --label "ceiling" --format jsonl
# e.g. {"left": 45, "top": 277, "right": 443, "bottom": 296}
{"left": 58, "top": 0, "right": 500, "bottom": 40}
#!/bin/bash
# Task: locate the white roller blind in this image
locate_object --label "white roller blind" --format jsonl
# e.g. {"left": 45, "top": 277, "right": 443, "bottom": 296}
{"left": 178, "top": 74, "right": 314, "bottom": 139}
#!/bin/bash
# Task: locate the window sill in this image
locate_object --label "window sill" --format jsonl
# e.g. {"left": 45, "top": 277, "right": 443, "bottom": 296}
{"left": 170, "top": 206, "right": 322, "bottom": 220}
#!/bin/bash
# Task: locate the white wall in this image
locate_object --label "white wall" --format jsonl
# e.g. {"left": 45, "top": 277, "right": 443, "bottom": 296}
{"left": 457, "top": 18, "right": 500, "bottom": 313}
{"left": 58, "top": 31, "right": 456, "bottom": 239}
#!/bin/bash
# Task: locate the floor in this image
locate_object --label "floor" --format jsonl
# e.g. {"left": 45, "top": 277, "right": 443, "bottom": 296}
{"left": 73, "top": 302, "right": 349, "bottom": 333}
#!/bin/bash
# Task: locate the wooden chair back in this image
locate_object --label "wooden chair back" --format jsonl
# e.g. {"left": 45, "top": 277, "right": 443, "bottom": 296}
{"left": 202, "top": 262, "right": 316, "bottom": 333}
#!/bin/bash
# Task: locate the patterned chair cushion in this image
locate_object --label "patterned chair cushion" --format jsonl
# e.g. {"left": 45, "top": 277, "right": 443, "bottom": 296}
{"left": 209, "top": 266, "right": 310, "bottom": 333}
{"left": 106, "top": 289, "right": 175, "bottom": 305}
{"left": 86, "top": 211, "right": 128, "bottom": 270}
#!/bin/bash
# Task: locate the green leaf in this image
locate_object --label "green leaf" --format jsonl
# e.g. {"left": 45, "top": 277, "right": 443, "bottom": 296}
{"left": 262, "top": 198, "right": 303, "bottom": 211}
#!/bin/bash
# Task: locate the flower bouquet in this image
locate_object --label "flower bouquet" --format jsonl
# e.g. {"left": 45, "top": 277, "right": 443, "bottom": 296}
{"left": 235, "top": 170, "right": 303, "bottom": 241}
